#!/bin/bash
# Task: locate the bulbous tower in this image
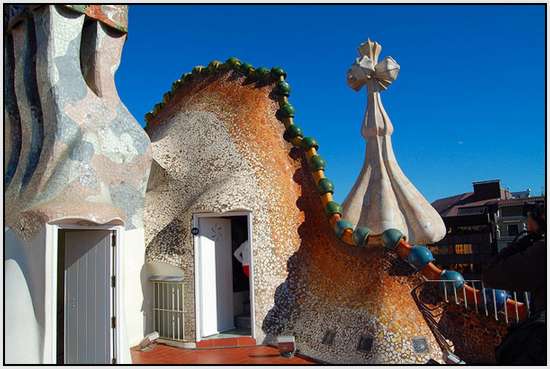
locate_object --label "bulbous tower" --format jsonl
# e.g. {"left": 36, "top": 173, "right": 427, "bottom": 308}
{"left": 342, "top": 39, "right": 446, "bottom": 245}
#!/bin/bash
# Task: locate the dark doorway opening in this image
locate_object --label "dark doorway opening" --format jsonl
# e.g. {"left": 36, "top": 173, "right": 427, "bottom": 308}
{"left": 229, "top": 216, "right": 251, "bottom": 337}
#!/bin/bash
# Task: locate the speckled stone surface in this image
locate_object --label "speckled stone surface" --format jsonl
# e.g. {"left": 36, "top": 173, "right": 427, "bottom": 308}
{"left": 413, "top": 282, "right": 508, "bottom": 364}
{"left": 4, "top": 5, "right": 150, "bottom": 240}
{"left": 144, "top": 69, "right": 447, "bottom": 363}
{"left": 435, "top": 304, "right": 508, "bottom": 364}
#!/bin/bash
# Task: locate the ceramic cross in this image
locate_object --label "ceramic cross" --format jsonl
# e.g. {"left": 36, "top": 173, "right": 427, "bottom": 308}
{"left": 347, "top": 39, "right": 400, "bottom": 93}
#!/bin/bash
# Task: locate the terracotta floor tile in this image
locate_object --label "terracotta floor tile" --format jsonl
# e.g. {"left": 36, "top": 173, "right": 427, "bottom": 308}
{"left": 237, "top": 337, "right": 257, "bottom": 346}
{"left": 196, "top": 336, "right": 257, "bottom": 349}
{"left": 196, "top": 340, "right": 211, "bottom": 348}
{"left": 131, "top": 343, "right": 316, "bottom": 364}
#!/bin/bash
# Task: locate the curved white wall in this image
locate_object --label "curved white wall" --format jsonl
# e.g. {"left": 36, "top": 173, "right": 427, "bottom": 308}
{"left": 4, "top": 226, "right": 46, "bottom": 364}
{"left": 119, "top": 227, "right": 148, "bottom": 363}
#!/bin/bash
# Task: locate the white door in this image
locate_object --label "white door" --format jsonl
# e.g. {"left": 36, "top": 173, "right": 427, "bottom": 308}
{"left": 198, "top": 217, "right": 234, "bottom": 338}
{"left": 64, "top": 230, "right": 113, "bottom": 364}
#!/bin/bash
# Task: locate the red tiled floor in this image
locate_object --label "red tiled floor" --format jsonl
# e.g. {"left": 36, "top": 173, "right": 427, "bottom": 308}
{"left": 131, "top": 343, "right": 317, "bottom": 364}
{"left": 196, "top": 336, "right": 257, "bottom": 348}
{"left": 237, "top": 337, "right": 257, "bottom": 346}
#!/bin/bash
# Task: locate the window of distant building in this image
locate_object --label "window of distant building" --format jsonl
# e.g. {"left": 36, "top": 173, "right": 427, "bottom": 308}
{"left": 457, "top": 206, "right": 486, "bottom": 216}
{"left": 450, "top": 263, "right": 474, "bottom": 274}
{"left": 501, "top": 206, "right": 523, "bottom": 217}
{"left": 454, "top": 224, "right": 489, "bottom": 233}
{"left": 430, "top": 245, "right": 451, "bottom": 254}
{"left": 507, "top": 224, "right": 519, "bottom": 237}
{"left": 455, "top": 243, "right": 473, "bottom": 254}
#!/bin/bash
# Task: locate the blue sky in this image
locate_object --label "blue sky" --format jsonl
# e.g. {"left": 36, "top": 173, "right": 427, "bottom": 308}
{"left": 116, "top": 4, "right": 545, "bottom": 202}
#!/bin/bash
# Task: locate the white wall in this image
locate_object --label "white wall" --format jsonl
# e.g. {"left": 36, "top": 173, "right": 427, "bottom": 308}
{"left": 5, "top": 225, "right": 150, "bottom": 365}
{"left": 119, "top": 227, "right": 148, "bottom": 364}
{"left": 4, "top": 226, "right": 46, "bottom": 364}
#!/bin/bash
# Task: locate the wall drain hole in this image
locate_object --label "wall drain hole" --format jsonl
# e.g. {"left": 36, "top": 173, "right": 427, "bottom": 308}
{"left": 321, "top": 330, "right": 335, "bottom": 345}
{"left": 412, "top": 337, "right": 429, "bottom": 353}
{"left": 357, "top": 335, "right": 373, "bottom": 353}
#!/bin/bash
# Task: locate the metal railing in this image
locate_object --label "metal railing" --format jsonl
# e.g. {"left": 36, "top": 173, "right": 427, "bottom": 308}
{"left": 433, "top": 279, "right": 531, "bottom": 325}
{"left": 151, "top": 276, "right": 185, "bottom": 342}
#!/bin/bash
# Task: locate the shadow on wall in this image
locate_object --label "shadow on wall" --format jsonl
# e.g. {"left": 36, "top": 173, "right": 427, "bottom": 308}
{"left": 140, "top": 264, "right": 152, "bottom": 336}
{"left": 261, "top": 253, "right": 301, "bottom": 343}
{"left": 4, "top": 227, "right": 45, "bottom": 363}
{"left": 260, "top": 148, "right": 313, "bottom": 342}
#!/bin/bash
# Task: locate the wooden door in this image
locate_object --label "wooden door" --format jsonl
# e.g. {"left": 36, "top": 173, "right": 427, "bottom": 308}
{"left": 198, "top": 217, "right": 234, "bottom": 338}
{"left": 64, "top": 230, "right": 113, "bottom": 364}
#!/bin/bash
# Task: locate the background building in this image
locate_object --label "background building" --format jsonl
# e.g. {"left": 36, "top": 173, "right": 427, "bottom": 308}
{"left": 496, "top": 196, "right": 545, "bottom": 251}
{"left": 429, "top": 180, "right": 544, "bottom": 279}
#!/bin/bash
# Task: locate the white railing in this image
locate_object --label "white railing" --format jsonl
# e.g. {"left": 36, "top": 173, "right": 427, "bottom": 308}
{"left": 432, "top": 279, "right": 530, "bottom": 325}
{"left": 151, "top": 276, "right": 185, "bottom": 342}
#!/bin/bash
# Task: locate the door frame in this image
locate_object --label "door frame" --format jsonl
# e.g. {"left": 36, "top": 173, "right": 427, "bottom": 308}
{"left": 192, "top": 211, "right": 255, "bottom": 342}
{"left": 45, "top": 223, "right": 123, "bottom": 364}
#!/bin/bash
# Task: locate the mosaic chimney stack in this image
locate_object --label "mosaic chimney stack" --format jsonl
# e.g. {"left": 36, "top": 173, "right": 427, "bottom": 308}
{"left": 342, "top": 39, "right": 446, "bottom": 245}
{"left": 4, "top": 5, "right": 151, "bottom": 364}
{"left": 4, "top": 5, "right": 151, "bottom": 239}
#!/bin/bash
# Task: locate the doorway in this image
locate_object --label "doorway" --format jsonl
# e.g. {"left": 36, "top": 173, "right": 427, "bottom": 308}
{"left": 194, "top": 213, "right": 253, "bottom": 341}
{"left": 56, "top": 229, "right": 116, "bottom": 364}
